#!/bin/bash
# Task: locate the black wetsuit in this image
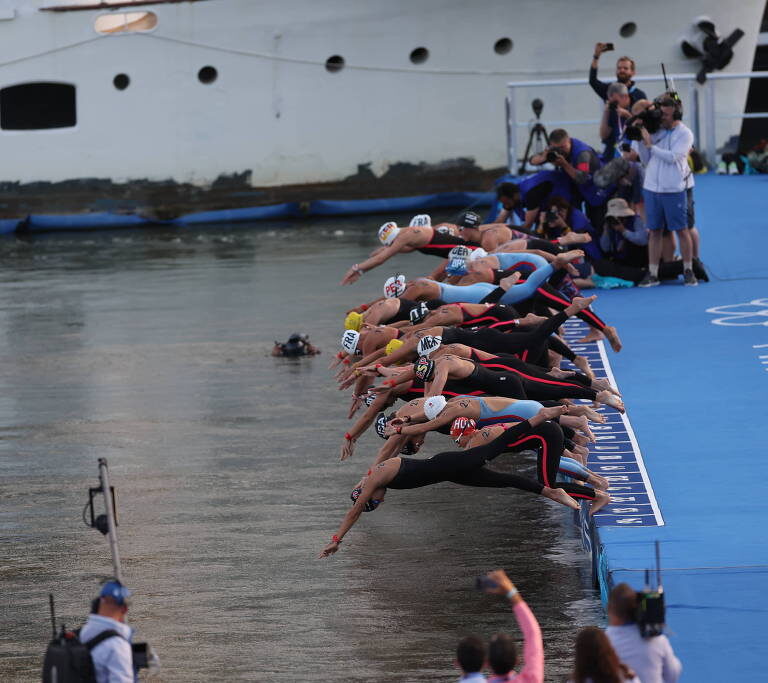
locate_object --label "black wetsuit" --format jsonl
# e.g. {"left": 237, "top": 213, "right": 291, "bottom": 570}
{"left": 386, "top": 298, "right": 445, "bottom": 324}
{"left": 387, "top": 420, "right": 596, "bottom": 501}
{"left": 451, "top": 303, "right": 521, "bottom": 327}
{"left": 416, "top": 228, "right": 481, "bottom": 258}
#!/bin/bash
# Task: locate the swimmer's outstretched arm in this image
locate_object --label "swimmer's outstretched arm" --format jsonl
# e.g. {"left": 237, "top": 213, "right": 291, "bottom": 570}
{"left": 424, "top": 362, "right": 450, "bottom": 398}
{"left": 318, "top": 463, "right": 394, "bottom": 558}
{"left": 372, "top": 433, "right": 408, "bottom": 466}
{"left": 385, "top": 404, "right": 462, "bottom": 437}
{"left": 340, "top": 390, "right": 396, "bottom": 461}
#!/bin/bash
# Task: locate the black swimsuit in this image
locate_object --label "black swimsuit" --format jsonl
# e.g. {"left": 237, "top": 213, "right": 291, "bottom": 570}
{"left": 416, "top": 228, "right": 481, "bottom": 258}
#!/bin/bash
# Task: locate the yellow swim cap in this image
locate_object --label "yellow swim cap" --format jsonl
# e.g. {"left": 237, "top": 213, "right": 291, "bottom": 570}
{"left": 344, "top": 311, "right": 363, "bottom": 332}
{"left": 385, "top": 338, "right": 404, "bottom": 355}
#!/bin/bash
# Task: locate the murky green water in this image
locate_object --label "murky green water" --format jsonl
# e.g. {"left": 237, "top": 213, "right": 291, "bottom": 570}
{"left": 0, "top": 219, "right": 602, "bottom": 681}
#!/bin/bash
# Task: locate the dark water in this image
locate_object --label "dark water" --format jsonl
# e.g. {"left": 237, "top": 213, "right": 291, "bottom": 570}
{"left": 0, "top": 220, "right": 602, "bottom": 682}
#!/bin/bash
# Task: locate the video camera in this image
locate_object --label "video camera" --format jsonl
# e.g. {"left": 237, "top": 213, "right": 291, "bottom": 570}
{"left": 625, "top": 107, "right": 663, "bottom": 139}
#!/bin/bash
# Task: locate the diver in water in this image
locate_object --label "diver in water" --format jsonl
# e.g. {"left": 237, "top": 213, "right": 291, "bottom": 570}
{"left": 272, "top": 333, "right": 321, "bottom": 357}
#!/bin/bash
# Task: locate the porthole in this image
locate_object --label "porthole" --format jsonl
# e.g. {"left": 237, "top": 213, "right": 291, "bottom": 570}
{"left": 113, "top": 74, "right": 130, "bottom": 91}
{"left": 494, "top": 38, "right": 513, "bottom": 55}
{"left": 619, "top": 22, "right": 637, "bottom": 38}
{"left": 410, "top": 47, "right": 429, "bottom": 65}
{"left": 198, "top": 66, "right": 217, "bottom": 84}
{"left": 94, "top": 11, "right": 157, "bottom": 34}
{"left": 325, "top": 55, "right": 345, "bottom": 73}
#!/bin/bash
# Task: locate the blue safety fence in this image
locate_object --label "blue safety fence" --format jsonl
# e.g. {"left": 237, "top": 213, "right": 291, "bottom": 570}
{"left": 8, "top": 191, "right": 496, "bottom": 233}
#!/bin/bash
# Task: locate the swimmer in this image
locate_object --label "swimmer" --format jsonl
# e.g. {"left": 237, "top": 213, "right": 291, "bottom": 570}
{"left": 340, "top": 216, "right": 480, "bottom": 285}
{"left": 318, "top": 407, "right": 608, "bottom": 557}
{"left": 271, "top": 333, "right": 320, "bottom": 357}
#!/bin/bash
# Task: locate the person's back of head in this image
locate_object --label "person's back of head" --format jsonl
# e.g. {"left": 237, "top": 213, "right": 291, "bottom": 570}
{"left": 457, "top": 635, "right": 486, "bottom": 674}
{"left": 496, "top": 182, "right": 519, "bottom": 200}
{"left": 96, "top": 580, "right": 131, "bottom": 623}
{"left": 607, "top": 82, "right": 629, "bottom": 99}
{"left": 488, "top": 633, "right": 517, "bottom": 675}
{"left": 572, "top": 626, "right": 634, "bottom": 683}
{"left": 608, "top": 582, "right": 637, "bottom": 625}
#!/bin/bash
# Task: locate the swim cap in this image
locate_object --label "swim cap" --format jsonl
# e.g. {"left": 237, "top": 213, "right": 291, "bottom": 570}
{"left": 450, "top": 417, "right": 478, "bottom": 443}
{"left": 383, "top": 274, "right": 407, "bottom": 298}
{"left": 409, "top": 302, "right": 430, "bottom": 324}
{"left": 414, "top": 356, "right": 435, "bottom": 381}
{"left": 469, "top": 247, "right": 489, "bottom": 262}
{"left": 344, "top": 311, "right": 363, "bottom": 331}
{"left": 417, "top": 334, "right": 442, "bottom": 357}
{"left": 424, "top": 395, "right": 447, "bottom": 420}
{"left": 400, "top": 440, "right": 420, "bottom": 455}
{"left": 363, "top": 392, "right": 377, "bottom": 407}
{"left": 458, "top": 211, "right": 482, "bottom": 229}
{"left": 350, "top": 487, "right": 381, "bottom": 512}
{"left": 409, "top": 214, "right": 432, "bottom": 227}
{"left": 374, "top": 412, "right": 388, "bottom": 439}
{"left": 448, "top": 245, "right": 471, "bottom": 261}
{"left": 385, "top": 338, "right": 404, "bottom": 355}
{"left": 446, "top": 257, "right": 469, "bottom": 277}
{"left": 378, "top": 221, "right": 401, "bottom": 245}
{"left": 341, "top": 329, "right": 360, "bottom": 355}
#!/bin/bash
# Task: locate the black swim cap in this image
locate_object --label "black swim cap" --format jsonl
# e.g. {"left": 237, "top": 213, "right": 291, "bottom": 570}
{"left": 374, "top": 412, "right": 388, "bottom": 439}
{"left": 350, "top": 486, "right": 381, "bottom": 512}
{"left": 400, "top": 440, "right": 420, "bottom": 455}
{"left": 414, "top": 356, "right": 435, "bottom": 381}
{"left": 459, "top": 211, "right": 482, "bottom": 229}
{"left": 409, "top": 302, "right": 430, "bottom": 324}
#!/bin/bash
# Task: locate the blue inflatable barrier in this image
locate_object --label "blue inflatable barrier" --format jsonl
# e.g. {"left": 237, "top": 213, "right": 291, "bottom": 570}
{"left": 174, "top": 203, "right": 302, "bottom": 225}
{"left": 25, "top": 212, "right": 152, "bottom": 231}
{"left": 309, "top": 192, "right": 494, "bottom": 217}
{"left": 0, "top": 218, "right": 21, "bottom": 234}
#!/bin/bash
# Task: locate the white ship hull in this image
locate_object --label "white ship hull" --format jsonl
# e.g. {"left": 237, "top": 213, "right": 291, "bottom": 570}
{"left": 0, "top": 0, "right": 763, "bottom": 212}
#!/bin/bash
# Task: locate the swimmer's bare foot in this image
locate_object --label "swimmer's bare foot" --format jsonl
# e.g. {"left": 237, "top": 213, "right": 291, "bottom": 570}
{"left": 578, "top": 328, "right": 605, "bottom": 344}
{"left": 573, "top": 355, "right": 595, "bottom": 382}
{"left": 587, "top": 472, "right": 610, "bottom": 490}
{"left": 543, "top": 486, "right": 580, "bottom": 510}
{"left": 564, "top": 447, "right": 586, "bottom": 466}
{"left": 591, "top": 377, "right": 620, "bottom": 396}
{"left": 552, "top": 250, "right": 584, "bottom": 270}
{"left": 559, "top": 232, "right": 592, "bottom": 246}
{"left": 548, "top": 367, "right": 576, "bottom": 379}
{"left": 597, "top": 390, "right": 625, "bottom": 413}
{"left": 571, "top": 443, "right": 589, "bottom": 457}
{"left": 568, "top": 404, "right": 606, "bottom": 423}
{"left": 604, "top": 325, "right": 623, "bottom": 353}
{"left": 518, "top": 312, "right": 548, "bottom": 326}
{"left": 499, "top": 272, "right": 522, "bottom": 290}
{"left": 589, "top": 490, "right": 611, "bottom": 516}
{"left": 566, "top": 295, "right": 597, "bottom": 316}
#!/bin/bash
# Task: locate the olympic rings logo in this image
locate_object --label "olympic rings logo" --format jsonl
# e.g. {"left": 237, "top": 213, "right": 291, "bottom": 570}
{"left": 706, "top": 299, "right": 768, "bottom": 326}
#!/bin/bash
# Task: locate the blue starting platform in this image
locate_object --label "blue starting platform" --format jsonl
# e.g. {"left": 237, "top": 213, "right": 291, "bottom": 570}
{"left": 563, "top": 174, "right": 768, "bottom": 681}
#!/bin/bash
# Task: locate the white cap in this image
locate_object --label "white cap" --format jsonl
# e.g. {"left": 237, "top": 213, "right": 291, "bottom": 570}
{"left": 341, "top": 329, "right": 360, "bottom": 355}
{"left": 424, "top": 395, "right": 447, "bottom": 420}
{"left": 417, "top": 335, "right": 442, "bottom": 357}
{"left": 448, "top": 245, "right": 471, "bottom": 260}
{"left": 469, "top": 247, "right": 489, "bottom": 262}
{"left": 378, "top": 222, "right": 401, "bottom": 246}
{"left": 409, "top": 214, "right": 432, "bottom": 227}
{"left": 383, "top": 274, "right": 407, "bottom": 298}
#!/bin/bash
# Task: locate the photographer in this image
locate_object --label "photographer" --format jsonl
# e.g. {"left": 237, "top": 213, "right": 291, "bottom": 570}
{"left": 606, "top": 583, "right": 682, "bottom": 683}
{"left": 590, "top": 44, "right": 647, "bottom": 105}
{"left": 535, "top": 197, "right": 601, "bottom": 262}
{"left": 477, "top": 569, "right": 544, "bottom": 683}
{"left": 599, "top": 82, "right": 632, "bottom": 162}
{"left": 272, "top": 332, "right": 321, "bottom": 357}
{"left": 495, "top": 173, "right": 572, "bottom": 233}
{"left": 629, "top": 94, "right": 697, "bottom": 286}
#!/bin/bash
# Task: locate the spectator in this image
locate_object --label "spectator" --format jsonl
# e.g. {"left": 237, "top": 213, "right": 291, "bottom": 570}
{"left": 78, "top": 580, "right": 135, "bottom": 683}
{"left": 456, "top": 635, "right": 487, "bottom": 682}
{"left": 480, "top": 569, "right": 544, "bottom": 683}
{"left": 605, "top": 583, "right": 682, "bottom": 683}
{"left": 590, "top": 45, "right": 647, "bottom": 105}
{"left": 632, "top": 94, "right": 697, "bottom": 287}
{"left": 569, "top": 626, "right": 640, "bottom": 683}
{"left": 599, "top": 83, "right": 632, "bottom": 162}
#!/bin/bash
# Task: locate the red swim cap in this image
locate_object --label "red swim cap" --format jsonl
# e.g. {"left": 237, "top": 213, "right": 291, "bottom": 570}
{"left": 450, "top": 417, "right": 477, "bottom": 443}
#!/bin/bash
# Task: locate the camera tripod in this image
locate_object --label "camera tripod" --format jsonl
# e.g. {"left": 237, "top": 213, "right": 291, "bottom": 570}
{"left": 518, "top": 120, "right": 549, "bottom": 175}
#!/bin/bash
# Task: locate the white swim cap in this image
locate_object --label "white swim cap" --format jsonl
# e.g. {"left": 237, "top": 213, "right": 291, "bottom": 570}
{"left": 448, "top": 245, "right": 471, "bottom": 261}
{"left": 424, "top": 395, "right": 447, "bottom": 421}
{"left": 469, "top": 247, "right": 489, "bottom": 262}
{"left": 417, "top": 335, "right": 442, "bottom": 357}
{"left": 409, "top": 214, "right": 432, "bottom": 227}
{"left": 341, "top": 329, "right": 360, "bottom": 355}
{"left": 378, "top": 221, "right": 401, "bottom": 246}
{"left": 383, "top": 274, "right": 407, "bottom": 298}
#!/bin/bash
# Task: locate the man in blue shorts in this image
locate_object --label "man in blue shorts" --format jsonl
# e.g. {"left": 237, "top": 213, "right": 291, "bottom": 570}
{"left": 633, "top": 95, "right": 697, "bottom": 287}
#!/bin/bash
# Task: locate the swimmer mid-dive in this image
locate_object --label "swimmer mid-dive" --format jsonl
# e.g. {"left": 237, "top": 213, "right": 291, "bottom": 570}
{"left": 318, "top": 405, "right": 609, "bottom": 558}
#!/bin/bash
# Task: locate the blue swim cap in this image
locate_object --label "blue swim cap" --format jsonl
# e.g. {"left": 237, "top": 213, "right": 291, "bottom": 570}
{"left": 99, "top": 580, "right": 131, "bottom": 605}
{"left": 350, "top": 487, "right": 381, "bottom": 512}
{"left": 446, "top": 257, "right": 469, "bottom": 276}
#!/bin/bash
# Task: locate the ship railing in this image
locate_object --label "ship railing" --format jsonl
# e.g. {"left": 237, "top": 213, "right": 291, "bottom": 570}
{"left": 505, "top": 71, "right": 768, "bottom": 173}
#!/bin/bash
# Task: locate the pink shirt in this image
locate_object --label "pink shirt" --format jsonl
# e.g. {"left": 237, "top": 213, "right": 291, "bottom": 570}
{"left": 487, "top": 601, "right": 544, "bottom": 683}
